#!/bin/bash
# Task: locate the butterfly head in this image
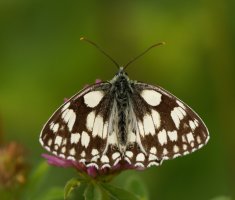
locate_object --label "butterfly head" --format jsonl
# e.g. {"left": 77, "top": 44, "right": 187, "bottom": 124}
{"left": 110, "top": 67, "right": 130, "bottom": 83}
{"left": 117, "top": 67, "right": 128, "bottom": 76}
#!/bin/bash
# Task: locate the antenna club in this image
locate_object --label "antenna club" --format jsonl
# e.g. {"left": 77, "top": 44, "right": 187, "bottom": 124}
{"left": 80, "top": 37, "right": 85, "bottom": 41}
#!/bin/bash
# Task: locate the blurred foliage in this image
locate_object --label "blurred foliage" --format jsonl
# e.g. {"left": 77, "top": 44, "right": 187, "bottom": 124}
{"left": 0, "top": 0, "right": 235, "bottom": 199}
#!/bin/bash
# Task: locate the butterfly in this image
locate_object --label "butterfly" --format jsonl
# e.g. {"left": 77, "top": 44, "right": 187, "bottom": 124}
{"left": 39, "top": 38, "right": 209, "bottom": 169}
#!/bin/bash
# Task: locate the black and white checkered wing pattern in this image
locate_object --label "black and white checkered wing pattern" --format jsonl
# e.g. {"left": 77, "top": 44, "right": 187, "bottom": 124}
{"left": 39, "top": 82, "right": 117, "bottom": 168}
{"left": 123, "top": 82, "right": 209, "bottom": 168}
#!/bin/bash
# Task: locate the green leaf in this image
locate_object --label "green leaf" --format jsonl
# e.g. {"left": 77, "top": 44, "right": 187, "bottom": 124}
{"left": 100, "top": 183, "right": 140, "bottom": 200}
{"left": 34, "top": 187, "right": 64, "bottom": 200}
{"left": 64, "top": 178, "right": 81, "bottom": 200}
{"left": 84, "top": 183, "right": 102, "bottom": 200}
{"left": 125, "top": 176, "right": 148, "bottom": 200}
{"left": 22, "top": 161, "right": 49, "bottom": 200}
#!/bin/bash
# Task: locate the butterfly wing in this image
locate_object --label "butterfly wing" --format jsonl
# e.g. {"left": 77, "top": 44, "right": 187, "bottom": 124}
{"left": 40, "top": 82, "right": 121, "bottom": 168}
{"left": 40, "top": 80, "right": 209, "bottom": 169}
{"left": 124, "top": 82, "right": 209, "bottom": 168}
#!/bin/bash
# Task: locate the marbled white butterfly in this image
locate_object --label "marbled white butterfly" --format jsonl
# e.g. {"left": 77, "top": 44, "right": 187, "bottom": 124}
{"left": 39, "top": 38, "right": 209, "bottom": 169}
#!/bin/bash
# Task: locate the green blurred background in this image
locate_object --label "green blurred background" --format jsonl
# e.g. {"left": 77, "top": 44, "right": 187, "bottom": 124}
{"left": 0, "top": 0, "right": 235, "bottom": 199}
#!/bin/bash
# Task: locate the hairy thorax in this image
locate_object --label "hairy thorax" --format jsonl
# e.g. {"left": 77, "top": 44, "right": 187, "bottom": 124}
{"left": 113, "top": 75, "right": 132, "bottom": 152}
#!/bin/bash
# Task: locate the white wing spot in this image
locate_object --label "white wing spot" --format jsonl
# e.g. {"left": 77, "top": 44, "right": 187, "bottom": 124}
{"left": 178, "top": 107, "right": 186, "bottom": 116}
{"left": 92, "top": 115, "right": 103, "bottom": 138}
{"left": 62, "top": 109, "right": 69, "bottom": 120}
{"left": 87, "top": 163, "right": 98, "bottom": 169}
{"left": 79, "top": 158, "right": 86, "bottom": 163}
{"left": 49, "top": 122, "right": 54, "bottom": 130}
{"left": 55, "top": 136, "right": 62, "bottom": 146}
{"left": 61, "top": 146, "right": 66, "bottom": 153}
{"left": 102, "top": 122, "right": 108, "bottom": 139}
{"left": 101, "top": 164, "right": 111, "bottom": 169}
{"left": 158, "top": 129, "right": 167, "bottom": 146}
{"left": 91, "top": 155, "right": 99, "bottom": 162}
{"left": 59, "top": 154, "right": 65, "bottom": 158}
{"left": 81, "top": 151, "right": 86, "bottom": 157}
{"left": 107, "top": 132, "right": 118, "bottom": 145}
{"left": 61, "top": 102, "right": 71, "bottom": 112}
{"left": 47, "top": 138, "right": 52, "bottom": 146}
{"left": 149, "top": 154, "right": 158, "bottom": 161}
{"left": 167, "top": 130, "right": 178, "bottom": 142}
{"left": 143, "top": 114, "right": 155, "bottom": 135}
{"left": 135, "top": 163, "right": 145, "bottom": 168}
{"left": 136, "top": 128, "right": 147, "bottom": 154}
{"left": 176, "top": 100, "right": 186, "bottom": 109}
{"left": 62, "top": 138, "right": 67, "bottom": 145}
{"left": 198, "top": 144, "right": 204, "bottom": 149}
{"left": 171, "top": 109, "right": 180, "bottom": 129}
{"left": 114, "top": 157, "right": 121, "bottom": 166}
{"left": 52, "top": 123, "right": 59, "bottom": 133}
{"left": 67, "top": 110, "right": 76, "bottom": 132}
{"left": 173, "top": 153, "right": 181, "bottom": 158}
{"left": 171, "top": 107, "right": 186, "bottom": 129}
{"left": 81, "top": 131, "right": 90, "bottom": 148}
{"left": 150, "top": 147, "right": 157, "bottom": 154}
{"left": 194, "top": 119, "right": 199, "bottom": 127}
{"left": 189, "top": 120, "right": 196, "bottom": 131}
{"left": 151, "top": 109, "right": 161, "bottom": 129}
{"left": 186, "top": 132, "right": 194, "bottom": 143}
{"left": 128, "top": 131, "right": 136, "bottom": 143}
{"left": 86, "top": 111, "right": 96, "bottom": 132}
{"left": 62, "top": 109, "right": 76, "bottom": 131}
{"left": 147, "top": 162, "right": 159, "bottom": 167}
{"left": 183, "top": 144, "right": 188, "bottom": 150}
{"left": 101, "top": 155, "right": 109, "bottom": 163}
{"left": 67, "top": 156, "right": 75, "bottom": 161}
{"left": 197, "top": 135, "right": 201, "bottom": 144}
{"left": 182, "top": 135, "right": 187, "bottom": 142}
{"left": 190, "top": 142, "right": 195, "bottom": 147}
{"left": 125, "top": 157, "right": 131, "bottom": 164}
{"left": 141, "top": 89, "right": 162, "bottom": 106}
{"left": 112, "top": 152, "right": 120, "bottom": 160}
{"left": 173, "top": 145, "right": 179, "bottom": 153}
{"left": 163, "top": 148, "right": 168, "bottom": 155}
{"left": 136, "top": 153, "right": 145, "bottom": 162}
{"left": 91, "top": 149, "right": 99, "bottom": 156}
{"left": 137, "top": 120, "right": 145, "bottom": 137}
{"left": 84, "top": 91, "right": 104, "bottom": 108}
{"left": 71, "top": 133, "right": 80, "bottom": 144}
{"left": 69, "top": 148, "right": 76, "bottom": 156}
{"left": 125, "top": 151, "right": 133, "bottom": 158}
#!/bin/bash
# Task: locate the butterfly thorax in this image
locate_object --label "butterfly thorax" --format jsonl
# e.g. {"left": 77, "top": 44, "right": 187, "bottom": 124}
{"left": 111, "top": 68, "right": 133, "bottom": 152}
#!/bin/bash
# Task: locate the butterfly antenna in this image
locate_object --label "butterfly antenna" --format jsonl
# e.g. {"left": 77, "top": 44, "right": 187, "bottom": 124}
{"left": 123, "top": 42, "right": 166, "bottom": 70}
{"left": 80, "top": 37, "right": 120, "bottom": 69}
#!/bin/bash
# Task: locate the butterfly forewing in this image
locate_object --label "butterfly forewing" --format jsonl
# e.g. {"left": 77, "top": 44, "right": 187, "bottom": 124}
{"left": 124, "top": 82, "right": 209, "bottom": 167}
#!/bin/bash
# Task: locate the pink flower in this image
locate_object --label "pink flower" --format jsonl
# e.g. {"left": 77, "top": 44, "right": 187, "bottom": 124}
{"left": 41, "top": 153, "right": 138, "bottom": 178}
